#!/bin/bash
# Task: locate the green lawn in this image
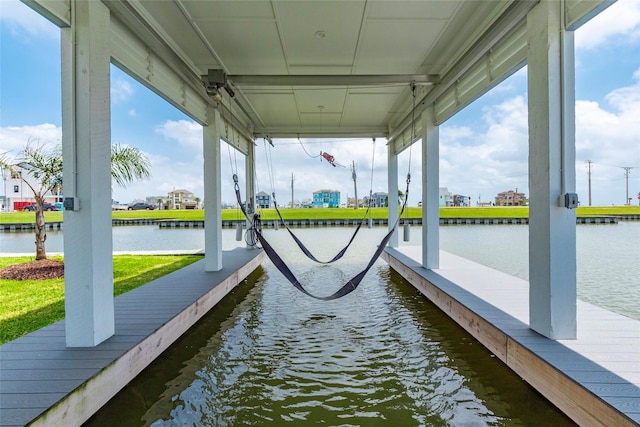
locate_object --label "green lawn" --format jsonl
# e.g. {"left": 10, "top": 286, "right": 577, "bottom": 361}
{"left": 0, "top": 255, "right": 202, "bottom": 344}
{"left": 0, "top": 205, "right": 638, "bottom": 224}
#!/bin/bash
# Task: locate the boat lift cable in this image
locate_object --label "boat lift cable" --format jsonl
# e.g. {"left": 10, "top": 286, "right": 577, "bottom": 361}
{"left": 402, "top": 84, "right": 416, "bottom": 235}
{"left": 298, "top": 136, "right": 322, "bottom": 159}
{"left": 233, "top": 174, "right": 410, "bottom": 300}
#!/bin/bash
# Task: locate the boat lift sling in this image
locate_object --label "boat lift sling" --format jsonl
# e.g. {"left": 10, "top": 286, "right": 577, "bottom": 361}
{"left": 232, "top": 84, "right": 417, "bottom": 300}
{"left": 233, "top": 137, "right": 411, "bottom": 300}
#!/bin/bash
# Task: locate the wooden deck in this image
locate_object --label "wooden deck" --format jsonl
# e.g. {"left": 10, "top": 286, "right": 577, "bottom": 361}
{"left": 0, "top": 248, "right": 265, "bottom": 427}
{"left": 382, "top": 247, "right": 640, "bottom": 426}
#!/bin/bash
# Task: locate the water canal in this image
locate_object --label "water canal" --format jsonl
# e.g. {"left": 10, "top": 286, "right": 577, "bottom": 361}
{"left": 83, "top": 228, "right": 576, "bottom": 426}
{"left": 3, "top": 223, "right": 637, "bottom": 425}
{"left": 3, "top": 221, "right": 638, "bottom": 319}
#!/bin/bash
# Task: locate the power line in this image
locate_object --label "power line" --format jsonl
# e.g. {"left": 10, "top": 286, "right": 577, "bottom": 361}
{"left": 585, "top": 160, "right": 593, "bottom": 206}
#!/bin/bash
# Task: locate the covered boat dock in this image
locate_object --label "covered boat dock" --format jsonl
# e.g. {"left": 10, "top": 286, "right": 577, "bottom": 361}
{"left": 1, "top": 0, "right": 637, "bottom": 425}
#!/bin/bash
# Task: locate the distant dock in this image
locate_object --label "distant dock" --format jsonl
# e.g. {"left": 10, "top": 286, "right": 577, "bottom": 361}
{"left": 2, "top": 214, "right": 639, "bottom": 231}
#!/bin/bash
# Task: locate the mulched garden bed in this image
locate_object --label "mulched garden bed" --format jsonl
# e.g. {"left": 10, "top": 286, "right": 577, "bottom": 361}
{"left": 0, "top": 259, "right": 64, "bottom": 280}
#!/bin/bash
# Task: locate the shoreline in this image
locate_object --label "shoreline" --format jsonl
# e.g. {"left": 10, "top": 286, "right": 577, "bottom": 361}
{"left": 2, "top": 214, "right": 637, "bottom": 232}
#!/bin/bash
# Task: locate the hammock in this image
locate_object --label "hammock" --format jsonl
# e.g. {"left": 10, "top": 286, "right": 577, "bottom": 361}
{"left": 234, "top": 177, "right": 409, "bottom": 301}
{"left": 271, "top": 194, "right": 371, "bottom": 264}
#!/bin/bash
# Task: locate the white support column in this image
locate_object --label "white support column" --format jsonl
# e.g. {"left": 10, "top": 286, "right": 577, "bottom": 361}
{"left": 245, "top": 140, "right": 256, "bottom": 246}
{"left": 203, "top": 106, "right": 222, "bottom": 271}
{"left": 527, "top": 0, "right": 577, "bottom": 339}
{"left": 422, "top": 107, "right": 440, "bottom": 269}
{"left": 61, "top": 0, "right": 114, "bottom": 347}
{"left": 387, "top": 143, "right": 399, "bottom": 247}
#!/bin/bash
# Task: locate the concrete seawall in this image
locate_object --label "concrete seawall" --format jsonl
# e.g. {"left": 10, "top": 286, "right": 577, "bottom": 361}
{"left": 2, "top": 214, "right": 638, "bottom": 231}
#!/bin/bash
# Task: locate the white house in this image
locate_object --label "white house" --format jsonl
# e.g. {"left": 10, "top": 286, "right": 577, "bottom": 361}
{"left": 1, "top": 164, "right": 62, "bottom": 211}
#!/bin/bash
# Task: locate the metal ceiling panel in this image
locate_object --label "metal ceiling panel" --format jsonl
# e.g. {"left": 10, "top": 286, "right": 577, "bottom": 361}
{"left": 197, "top": 21, "right": 287, "bottom": 74}
{"left": 275, "top": 1, "right": 365, "bottom": 68}
{"left": 294, "top": 89, "right": 348, "bottom": 115}
{"left": 299, "top": 112, "right": 342, "bottom": 127}
{"left": 182, "top": 0, "right": 276, "bottom": 20}
{"left": 343, "top": 92, "right": 403, "bottom": 127}
{"left": 243, "top": 93, "right": 300, "bottom": 127}
{"left": 35, "top": 0, "right": 607, "bottom": 140}
{"left": 366, "top": 0, "right": 460, "bottom": 20}
{"left": 353, "top": 20, "right": 445, "bottom": 74}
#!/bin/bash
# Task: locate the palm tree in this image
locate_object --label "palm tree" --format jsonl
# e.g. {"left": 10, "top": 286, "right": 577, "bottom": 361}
{"left": 1, "top": 140, "right": 150, "bottom": 260}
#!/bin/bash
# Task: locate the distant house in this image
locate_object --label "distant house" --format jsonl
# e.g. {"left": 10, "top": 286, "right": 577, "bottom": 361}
{"left": 147, "top": 196, "right": 166, "bottom": 209}
{"left": 347, "top": 197, "right": 364, "bottom": 208}
{"left": 167, "top": 189, "right": 199, "bottom": 209}
{"left": 1, "top": 164, "right": 62, "bottom": 211}
{"left": 312, "top": 189, "right": 340, "bottom": 208}
{"left": 256, "top": 191, "right": 271, "bottom": 209}
{"left": 452, "top": 194, "right": 470, "bottom": 207}
{"left": 495, "top": 189, "right": 527, "bottom": 206}
{"left": 371, "top": 192, "right": 388, "bottom": 208}
{"left": 439, "top": 187, "right": 452, "bottom": 207}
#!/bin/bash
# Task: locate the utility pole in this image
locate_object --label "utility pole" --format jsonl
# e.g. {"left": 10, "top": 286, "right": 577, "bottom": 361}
{"left": 623, "top": 167, "right": 632, "bottom": 205}
{"left": 291, "top": 173, "right": 295, "bottom": 208}
{"left": 351, "top": 161, "right": 358, "bottom": 209}
{"left": 587, "top": 161, "right": 592, "bottom": 206}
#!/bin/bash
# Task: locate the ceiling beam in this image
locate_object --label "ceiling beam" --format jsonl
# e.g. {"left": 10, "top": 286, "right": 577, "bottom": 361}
{"left": 227, "top": 74, "right": 439, "bottom": 87}
{"left": 253, "top": 126, "right": 388, "bottom": 139}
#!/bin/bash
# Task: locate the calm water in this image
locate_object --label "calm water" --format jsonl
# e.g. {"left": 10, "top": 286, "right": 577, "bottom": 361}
{"left": 85, "top": 228, "right": 575, "bottom": 426}
{"left": 3, "top": 222, "right": 638, "bottom": 319}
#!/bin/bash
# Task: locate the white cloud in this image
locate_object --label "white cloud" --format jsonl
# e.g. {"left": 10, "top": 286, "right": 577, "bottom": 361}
{"left": 111, "top": 79, "right": 134, "bottom": 104}
{"left": 575, "top": 0, "right": 640, "bottom": 50}
{"left": 113, "top": 121, "right": 204, "bottom": 203}
{"left": 436, "top": 70, "right": 640, "bottom": 208}
{"left": 438, "top": 96, "right": 529, "bottom": 203}
{"left": 0, "top": 0, "right": 59, "bottom": 39}
{"left": 156, "top": 120, "right": 202, "bottom": 151}
{"left": 576, "top": 68, "right": 640, "bottom": 204}
{"left": 112, "top": 150, "right": 205, "bottom": 203}
{"left": 0, "top": 124, "right": 62, "bottom": 160}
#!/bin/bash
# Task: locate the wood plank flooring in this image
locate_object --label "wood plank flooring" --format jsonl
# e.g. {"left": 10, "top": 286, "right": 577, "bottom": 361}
{"left": 382, "top": 247, "right": 639, "bottom": 426}
{"left": 0, "top": 248, "right": 265, "bottom": 426}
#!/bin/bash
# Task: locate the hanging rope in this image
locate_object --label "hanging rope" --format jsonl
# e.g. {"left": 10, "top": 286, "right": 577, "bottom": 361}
{"left": 234, "top": 175, "right": 410, "bottom": 300}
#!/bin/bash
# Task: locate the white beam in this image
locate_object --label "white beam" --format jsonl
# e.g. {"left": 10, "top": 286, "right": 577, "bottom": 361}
{"left": 61, "top": 0, "right": 114, "bottom": 347}
{"left": 203, "top": 106, "right": 222, "bottom": 271}
{"left": 22, "top": 0, "right": 71, "bottom": 27}
{"left": 228, "top": 74, "right": 438, "bottom": 87}
{"left": 565, "top": 0, "right": 615, "bottom": 30}
{"left": 422, "top": 107, "right": 439, "bottom": 269}
{"left": 527, "top": 0, "right": 577, "bottom": 340}
{"left": 387, "top": 144, "right": 399, "bottom": 248}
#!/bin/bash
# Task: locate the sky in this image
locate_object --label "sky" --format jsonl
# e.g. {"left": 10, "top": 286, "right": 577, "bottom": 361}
{"left": 1, "top": 0, "right": 639, "bottom": 208}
